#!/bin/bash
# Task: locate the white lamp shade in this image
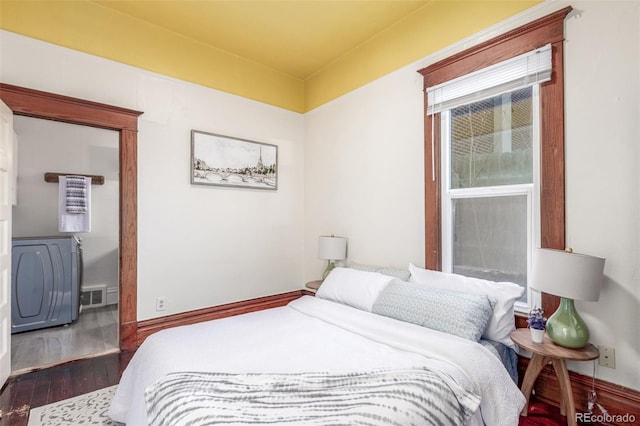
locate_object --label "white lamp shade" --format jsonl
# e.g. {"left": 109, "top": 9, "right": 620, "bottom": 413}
{"left": 318, "top": 236, "right": 347, "bottom": 261}
{"left": 531, "top": 248, "right": 605, "bottom": 302}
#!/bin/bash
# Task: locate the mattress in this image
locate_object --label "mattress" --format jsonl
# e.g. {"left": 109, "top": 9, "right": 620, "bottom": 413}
{"left": 110, "top": 296, "right": 525, "bottom": 425}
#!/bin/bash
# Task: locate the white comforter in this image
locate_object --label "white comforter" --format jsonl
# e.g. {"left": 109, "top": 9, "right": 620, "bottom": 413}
{"left": 109, "top": 296, "right": 524, "bottom": 425}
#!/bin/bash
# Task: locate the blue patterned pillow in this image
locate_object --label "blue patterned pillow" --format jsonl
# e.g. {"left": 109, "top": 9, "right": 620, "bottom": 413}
{"left": 372, "top": 280, "right": 495, "bottom": 342}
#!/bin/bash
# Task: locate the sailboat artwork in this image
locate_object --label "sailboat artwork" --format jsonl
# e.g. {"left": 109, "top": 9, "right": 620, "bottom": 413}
{"left": 191, "top": 130, "right": 278, "bottom": 190}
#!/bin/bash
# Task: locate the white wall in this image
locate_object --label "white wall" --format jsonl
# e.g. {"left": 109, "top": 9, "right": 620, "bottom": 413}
{"left": 0, "top": 30, "right": 306, "bottom": 320}
{"left": 12, "top": 116, "right": 120, "bottom": 301}
{"left": 304, "top": 1, "right": 640, "bottom": 391}
{"left": 304, "top": 67, "right": 426, "bottom": 279}
{"left": 562, "top": 0, "right": 640, "bottom": 390}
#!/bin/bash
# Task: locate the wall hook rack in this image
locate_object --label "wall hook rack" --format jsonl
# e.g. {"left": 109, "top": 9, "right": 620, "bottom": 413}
{"left": 44, "top": 172, "right": 105, "bottom": 185}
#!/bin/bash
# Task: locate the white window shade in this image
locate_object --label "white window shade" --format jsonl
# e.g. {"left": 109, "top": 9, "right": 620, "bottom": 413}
{"left": 427, "top": 44, "right": 551, "bottom": 115}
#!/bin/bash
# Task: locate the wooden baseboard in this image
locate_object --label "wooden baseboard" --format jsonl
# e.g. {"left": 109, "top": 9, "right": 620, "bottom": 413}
{"left": 136, "top": 290, "right": 307, "bottom": 346}
{"left": 518, "top": 356, "right": 640, "bottom": 425}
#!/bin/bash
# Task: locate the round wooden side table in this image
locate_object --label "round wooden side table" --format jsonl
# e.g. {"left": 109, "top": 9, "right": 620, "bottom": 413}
{"left": 510, "top": 328, "right": 599, "bottom": 426}
{"left": 304, "top": 280, "right": 322, "bottom": 292}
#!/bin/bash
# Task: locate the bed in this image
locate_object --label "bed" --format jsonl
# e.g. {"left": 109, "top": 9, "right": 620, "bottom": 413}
{"left": 109, "top": 265, "right": 526, "bottom": 425}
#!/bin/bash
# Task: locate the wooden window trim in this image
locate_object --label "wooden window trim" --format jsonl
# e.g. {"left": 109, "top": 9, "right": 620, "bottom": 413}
{"left": 417, "top": 7, "right": 572, "bottom": 316}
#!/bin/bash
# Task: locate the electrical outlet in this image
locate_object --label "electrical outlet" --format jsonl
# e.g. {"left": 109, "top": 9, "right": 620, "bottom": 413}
{"left": 156, "top": 297, "right": 166, "bottom": 311}
{"left": 598, "top": 345, "right": 615, "bottom": 368}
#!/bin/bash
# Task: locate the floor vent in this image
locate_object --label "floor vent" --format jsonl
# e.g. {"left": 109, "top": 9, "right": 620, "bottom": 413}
{"left": 81, "top": 285, "right": 107, "bottom": 309}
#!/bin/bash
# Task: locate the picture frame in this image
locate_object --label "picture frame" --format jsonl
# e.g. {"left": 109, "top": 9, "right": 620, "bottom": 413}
{"left": 191, "top": 130, "right": 278, "bottom": 190}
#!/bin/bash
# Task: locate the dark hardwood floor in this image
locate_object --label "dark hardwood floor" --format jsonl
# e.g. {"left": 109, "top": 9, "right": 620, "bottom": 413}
{"left": 0, "top": 351, "right": 134, "bottom": 425}
{"left": 0, "top": 349, "right": 581, "bottom": 426}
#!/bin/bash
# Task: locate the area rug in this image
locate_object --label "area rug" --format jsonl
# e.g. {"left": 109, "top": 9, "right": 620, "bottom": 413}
{"left": 28, "top": 385, "right": 122, "bottom": 426}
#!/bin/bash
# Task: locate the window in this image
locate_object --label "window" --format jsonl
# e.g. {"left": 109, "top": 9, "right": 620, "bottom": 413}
{"left": 431, "top": 45, "right": 550, "bottom": 308}
{"left": 441, "top": 86, "right": 540, "bottom": 307}
{"left": 418, "top": 7, "right": 572, "bottom": 315}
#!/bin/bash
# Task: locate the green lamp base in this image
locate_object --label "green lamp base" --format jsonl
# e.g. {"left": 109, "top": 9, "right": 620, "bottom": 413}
{"left": 546, "top": 297, "right": 590, "bottom": 349}
{"left": 322, "top": 261, "right": 336, "bottom": 280}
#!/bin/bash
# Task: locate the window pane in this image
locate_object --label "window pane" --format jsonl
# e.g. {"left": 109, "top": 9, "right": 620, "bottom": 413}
{"left": 452, "top": 195, "right": 527, "bottom": 294}
{"left": 450, "top": 86, "right": 532, "bottom": 189}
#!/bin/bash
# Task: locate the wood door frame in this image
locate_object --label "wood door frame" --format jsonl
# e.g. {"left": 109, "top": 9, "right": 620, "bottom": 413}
{"left": 0, "top": 83, "right": 142, "bottom": 351}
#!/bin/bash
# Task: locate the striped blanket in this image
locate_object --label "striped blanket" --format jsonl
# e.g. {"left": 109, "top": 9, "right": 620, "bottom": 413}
{"left": 145, "top": 368, "right": 480, "bottom": 425}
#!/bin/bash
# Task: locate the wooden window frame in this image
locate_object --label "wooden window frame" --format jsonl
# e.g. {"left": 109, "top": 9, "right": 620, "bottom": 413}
{"left": 418, "top": 7, "right": 572, "bottom": 316}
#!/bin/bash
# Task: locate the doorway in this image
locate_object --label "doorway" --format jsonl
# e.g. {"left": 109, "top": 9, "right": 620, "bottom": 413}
{"left": 0, "top": 83, "right": 142, "bottom": 358}
{"left": 11, "top": 116, "right": 120, "bottom": 372}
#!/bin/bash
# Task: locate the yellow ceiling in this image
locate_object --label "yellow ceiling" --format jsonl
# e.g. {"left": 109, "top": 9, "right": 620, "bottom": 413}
{"left": 0, "top": 0, "right": 542, "bottom": 112}
{"left": 91, "top": 0, "right": 430, "bottom": 80}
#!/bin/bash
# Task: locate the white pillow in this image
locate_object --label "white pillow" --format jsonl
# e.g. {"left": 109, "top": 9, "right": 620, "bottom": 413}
{"left": 316, "top": 267, "right": 395, "bottom": 312}
{"left": 408, "top": 263, "right": 525, "bottom": 347}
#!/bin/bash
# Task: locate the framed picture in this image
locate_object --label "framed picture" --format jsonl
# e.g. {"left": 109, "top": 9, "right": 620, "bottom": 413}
{"left": 191, "top": 130, "right": 278, "bottom": 190}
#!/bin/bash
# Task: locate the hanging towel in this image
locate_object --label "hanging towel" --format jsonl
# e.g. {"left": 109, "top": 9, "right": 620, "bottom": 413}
{"left": 58, "top": 176, "right": 92, "bottom": 232}
{"left": 65, "top": 175, "right": 87, "bottom": 213}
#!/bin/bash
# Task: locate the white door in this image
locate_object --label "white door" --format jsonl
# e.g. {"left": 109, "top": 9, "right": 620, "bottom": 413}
{"left": 0, "top": 100, "right": 13, "bottom": 387}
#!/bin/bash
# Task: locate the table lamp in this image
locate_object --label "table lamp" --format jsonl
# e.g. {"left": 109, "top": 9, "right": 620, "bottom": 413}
{"left": 318, "top": 235, "right": 347, "bottom": 280}
{"left": 531, "top": 248, "right": 605, "bottom": 349}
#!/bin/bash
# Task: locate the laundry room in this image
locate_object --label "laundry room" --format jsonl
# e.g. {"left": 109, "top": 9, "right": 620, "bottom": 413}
{"left": 10, "top": 116, "right": 119, "bottom": 373}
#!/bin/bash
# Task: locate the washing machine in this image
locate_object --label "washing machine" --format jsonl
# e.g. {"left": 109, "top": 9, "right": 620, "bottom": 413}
{"left": 11, "top": 235, "right": 82, "bottom": 333}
